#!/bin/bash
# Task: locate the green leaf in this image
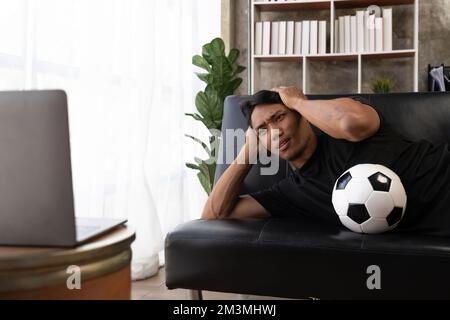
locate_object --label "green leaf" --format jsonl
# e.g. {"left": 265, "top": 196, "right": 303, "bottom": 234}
{"left": 228, "top": 78, "right": 243, "bottom": 94}
{"left": 204, "top": 84, "right": 215, "bottom": 95}
{"left": 186, "top": 112, "right": 214, "bottom": 130}
{"left": 210, "top": 38, "right": 226, "bottom": 58}
{"left": 206, "top": 162, "right": 216, "bottom": 186}
{"left": 187, "top": 160, "right": 213, "bottom": 195}
{"left": 195, "top": 73, "right": 211, "bottom": 84}
{"left": 370, "top": 77, "right": 395, "bottom": 93}
{"left": 194, "top": 157, "right": 204, "bottom": 164}
{"left": 208, "top": 134, "right": 221, "bottom": 159}
{"left": 202, "top": 39, "right": 225, "bottom": 66}
{"left": 197, "top": 162, "right": 210, "bottom": 182}
{"left": 185, "top": 134, "right": 211, "bottom": 155}
{"left": 192, "top": 55, "right": 211, "bottom": 72}
{"left": 195, "top": 91, "right": 222, "bottom": 130}
{"left": 217, "top": 77, "right": 241, "bottom": 99}
{"left": 197, "top": 171, "right": 212, "bottom": 195}
{"left": 198, "top": 161, "right": 216, "bottom": 192}
{"left": 232, "top": 65, "right": 246, "bottom": 77}
{"left": 186, "top": 162, "right": 200, "bottom": 170}
{"left": 209, "top": 56, "right": 233, "bottom": 91}
{"left": 195, "top": 92, "right": 213, "bottom": 120}
{"left": 185, "top": 112, "right": 203, "bottom": 121}
{"left": 228, "top": 48, "right": 239, "bottom": 64}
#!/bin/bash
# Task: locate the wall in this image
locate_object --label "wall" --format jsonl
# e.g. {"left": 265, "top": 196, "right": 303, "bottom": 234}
{"left": 222, "top": 0, "right": 450, "bottom": 95}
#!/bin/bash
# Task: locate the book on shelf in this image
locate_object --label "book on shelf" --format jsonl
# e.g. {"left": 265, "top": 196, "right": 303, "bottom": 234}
{"left": 271, "top": 21, "right": 279, "bottom": 55}
{"left": 309, "top": 20, "right": 318, "bottom": 55}
{"left": 294, "top": 22, "right": 302, "bottom": 55}
{"left": 278, "top": 21, "right": 287, "bottom": 55}
{"left": 375, "top": 17, "right": 383, "bottom": 52}
{"left": 383, "top": 7, "right": 393, "bottom": 51}
{"left": 339, "top": 16, "right": 345, "bottom": 53}
{"left": 286, "top": 21, "right": 295, "bottom": 55}
{"left": 301, "top": 20, "right": 310, "bottom": 55}
{"left": 356, "top": 10, "right": 364, "bottom": 52}
{"left": 364, "top": 10, "right": 370, "bottom": 52}
{"left": 344, "top": 15, "right": 351, "bottom": 53}
{"left": 334, "top": 19, "right": 338, "bottom": 53}
{"left": 255, "top": 22, "right": 262, "bottom": 55}
{"left": 318, "top": 21, "right": 326, "bottom": 55}
{"left": 350, "top": 16, "right": 357, "bottom": 53}
{"left": 262, "top": 21, "right": 271, "bottom": 55}
{"left": 368, "top": 14, "right": 375, "bottom": 52}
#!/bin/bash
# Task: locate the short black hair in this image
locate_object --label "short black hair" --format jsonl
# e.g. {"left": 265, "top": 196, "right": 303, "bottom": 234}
{"left": 240, "top": 90, "right": 284, "bottom": 127}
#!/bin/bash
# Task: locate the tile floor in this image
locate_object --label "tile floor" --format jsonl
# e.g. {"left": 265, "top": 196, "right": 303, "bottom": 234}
{"left": 131, "top": 267, "right": 291, "bottom": 300}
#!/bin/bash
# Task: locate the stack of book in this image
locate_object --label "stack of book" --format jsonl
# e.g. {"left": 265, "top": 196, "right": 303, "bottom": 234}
{"left": 335, "top": 8, "right": 392, "bottom": 53}
{"left": 255, "top": 20, "right": 328, "bottom": 55}
{"left": 255, "top": 0, "right": 306, "bottom": 2}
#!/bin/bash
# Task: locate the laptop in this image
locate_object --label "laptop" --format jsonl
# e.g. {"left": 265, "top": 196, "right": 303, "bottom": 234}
{"left": 0, "top": 90, "right": 127, "bottom": 247}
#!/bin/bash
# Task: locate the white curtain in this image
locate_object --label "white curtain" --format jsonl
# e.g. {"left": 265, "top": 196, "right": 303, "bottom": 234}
{"left": 0, "top": 0, "right": 220, "bottom": 280}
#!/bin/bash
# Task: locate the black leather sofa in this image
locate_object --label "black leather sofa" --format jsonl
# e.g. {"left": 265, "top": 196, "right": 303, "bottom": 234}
{"left": 165, "top": 91, "right": 450, "bottom": 299}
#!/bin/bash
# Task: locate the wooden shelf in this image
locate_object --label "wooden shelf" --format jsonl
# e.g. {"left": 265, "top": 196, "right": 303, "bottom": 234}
{"left": 362, "top": 49, "right": 416, "bottom": 59}
{"left": 308, "top": 53, "right": 360, "bottom": 61}
{"left": 254, "top": 1, "right": 331, "bottom": 12}
{"left": 334, "top": 0, "right": 414, "bottom": 9}
{"left": 254, "top": 55, "right": 304, "bottom": 62}
{"left": 254, "top": 0, "right": 415, "bottom": 12}
{"left": 254, "top": 49, "right": 416, "bottom": 62}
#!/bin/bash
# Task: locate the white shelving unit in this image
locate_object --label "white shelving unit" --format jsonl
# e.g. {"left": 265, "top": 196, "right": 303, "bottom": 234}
{"left": 250, "top": 0, "right": 419, "bottom": 94}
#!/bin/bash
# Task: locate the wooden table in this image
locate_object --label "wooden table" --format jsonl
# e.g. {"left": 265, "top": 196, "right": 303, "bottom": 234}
{"left": 0, "top": 225, "right": 135, "bottom": 299}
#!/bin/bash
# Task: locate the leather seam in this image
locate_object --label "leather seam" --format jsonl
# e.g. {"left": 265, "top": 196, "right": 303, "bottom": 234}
{"left": 256, "top": 219, "right": 271, "bottom": 242}
{"left": 167, "top": 237, "right": 450, "bottom": 258}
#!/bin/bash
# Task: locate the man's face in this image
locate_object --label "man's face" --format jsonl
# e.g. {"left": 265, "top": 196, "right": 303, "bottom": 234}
{"left": 251, "top": 103, "right": 310, "bottom": 161}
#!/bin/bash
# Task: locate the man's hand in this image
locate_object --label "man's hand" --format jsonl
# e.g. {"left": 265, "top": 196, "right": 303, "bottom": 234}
{"left": 271, "top": 86, "right": 308, "bottom": 111}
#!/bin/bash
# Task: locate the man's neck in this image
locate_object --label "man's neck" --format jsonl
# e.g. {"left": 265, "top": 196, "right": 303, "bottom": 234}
{"left": 289, "top": 133, "right": 318, "bottom": 170}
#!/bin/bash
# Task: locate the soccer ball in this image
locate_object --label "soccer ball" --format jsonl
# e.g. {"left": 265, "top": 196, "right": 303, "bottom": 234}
{"left": 332, "top": 164, "right": 407, "bottom": 234}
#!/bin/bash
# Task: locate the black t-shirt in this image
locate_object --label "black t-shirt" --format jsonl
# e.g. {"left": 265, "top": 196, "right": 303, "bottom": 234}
{"left": 250, "top": 96, "right": 450, "bottom": 236}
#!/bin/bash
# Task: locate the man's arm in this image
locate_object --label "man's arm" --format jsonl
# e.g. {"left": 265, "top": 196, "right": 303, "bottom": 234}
{"left": 272, "top": 86, "right": 380, "bottom": 142}
{"left": 201, "top": 130, "right": 270, "bottom": 220}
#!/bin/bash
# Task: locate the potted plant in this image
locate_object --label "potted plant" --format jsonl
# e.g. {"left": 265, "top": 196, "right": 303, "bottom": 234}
{"left": 370, "top": 77, "right": 396, "bottom": 93}
{"left": 185, "top": 38, "right": 246, "bottom": 195}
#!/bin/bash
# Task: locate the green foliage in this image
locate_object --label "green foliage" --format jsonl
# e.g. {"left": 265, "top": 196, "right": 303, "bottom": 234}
{"left": 186, "top": 38, "right": 246, "bottom": 195}
{"left": 370, "top": 77, "right": 395, "bottom": 93}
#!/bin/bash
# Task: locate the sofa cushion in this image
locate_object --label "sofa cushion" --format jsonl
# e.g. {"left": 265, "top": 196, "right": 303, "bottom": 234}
{"left": 165, "top": 217, "right": 450, "bottom": 299}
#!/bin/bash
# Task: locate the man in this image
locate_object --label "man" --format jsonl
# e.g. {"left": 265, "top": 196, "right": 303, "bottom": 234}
{"left": 201, "top": 86, "right": 450, "bottom": 236}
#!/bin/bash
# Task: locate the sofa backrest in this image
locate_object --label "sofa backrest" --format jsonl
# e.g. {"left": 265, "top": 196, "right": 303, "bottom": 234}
{"left": 215, "top": 92, "right": 450, "bottom": 194}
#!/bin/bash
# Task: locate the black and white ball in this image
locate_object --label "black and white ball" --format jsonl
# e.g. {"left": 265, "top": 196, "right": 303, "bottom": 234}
{"left": 332, "top": 164, "right": 407, "bottom": 234}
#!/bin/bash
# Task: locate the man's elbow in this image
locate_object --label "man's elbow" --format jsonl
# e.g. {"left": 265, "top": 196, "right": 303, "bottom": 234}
{"left": 201, "top": 204, "right": 230, "bottom": 220}
{"left": 201, "top": 211, "right": 230, "bottom": 220}
{"left": 340, "top": 115, "right": 379, "bottom": 142}
{"left": 201, "top": 209, "right": 218, "bottom": 220}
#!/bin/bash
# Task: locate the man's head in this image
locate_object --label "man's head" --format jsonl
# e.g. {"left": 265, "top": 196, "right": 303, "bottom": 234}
{"left": 240, "top": 90, "right": 314, "bottom": 162}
